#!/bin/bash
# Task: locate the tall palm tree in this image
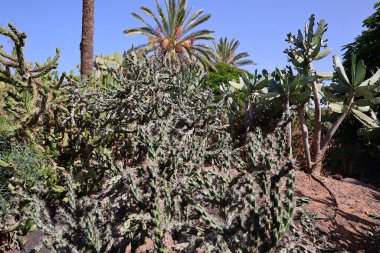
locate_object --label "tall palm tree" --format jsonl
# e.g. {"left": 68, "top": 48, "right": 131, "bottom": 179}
{"left": 124, "top": 0, "right": 215, "bottom": 69}
{"left": 212, "top": 37, "right": 255, "bottom": 67}
{"left": 80, "top": 0, "right": 95, "bottom": 76}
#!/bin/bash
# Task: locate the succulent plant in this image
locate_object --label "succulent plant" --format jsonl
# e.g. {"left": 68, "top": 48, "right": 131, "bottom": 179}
{"left": 0, "top": 23, "right": 65, "bottom": 141}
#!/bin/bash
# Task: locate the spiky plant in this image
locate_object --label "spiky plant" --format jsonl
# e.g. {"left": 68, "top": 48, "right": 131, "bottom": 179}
{"left": 20, "top": 51, "right": 295, "bottom": 253}
{"left": 212, "top": 37, "right": 255, "bottom": 67}
{"left": 0, "top": 23, "right": 65, "bottom": 141}
{"left": 124, "top": 0, "right": 215, "bottom": 69}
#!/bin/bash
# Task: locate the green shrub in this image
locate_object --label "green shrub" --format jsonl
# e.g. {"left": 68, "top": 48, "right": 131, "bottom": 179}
{"left": 22, "top": 52, "right": 295, "bottom": 253}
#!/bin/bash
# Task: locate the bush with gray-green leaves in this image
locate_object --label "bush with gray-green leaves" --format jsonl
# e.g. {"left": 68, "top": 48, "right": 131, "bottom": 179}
{"left": 0, "top": 24, "right": 295, "bottom": 252}
{"left": 20, "top": 52, "right": 295, "bottom": 252}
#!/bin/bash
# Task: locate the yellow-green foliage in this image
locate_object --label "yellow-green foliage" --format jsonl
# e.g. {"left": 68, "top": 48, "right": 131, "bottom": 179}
{"left": 0, "top": 23, "right": 65, "bottom": 142}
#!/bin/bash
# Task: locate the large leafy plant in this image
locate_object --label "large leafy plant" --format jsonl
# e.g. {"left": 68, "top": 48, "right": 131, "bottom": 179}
{"left": 223, "top": 15, "right": 380, "bottom": 174}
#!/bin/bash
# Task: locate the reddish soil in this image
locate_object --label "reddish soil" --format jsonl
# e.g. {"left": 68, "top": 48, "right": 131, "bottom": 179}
{"left": 295, "top": 170, "right": 380, "bottom": 252}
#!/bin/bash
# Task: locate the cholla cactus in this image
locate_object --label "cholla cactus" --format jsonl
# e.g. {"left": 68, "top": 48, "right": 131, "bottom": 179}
{"left": 0, "top": 24, "right": 67, "bottom": 249}
{"left": 0, "top": 25, "right": 296, "bottom": 252}
{"left": 0, "top": 23, "right": 64, "bottom": 141}
{"left": 23, "top": 51, "right": 295, "bottom": 253}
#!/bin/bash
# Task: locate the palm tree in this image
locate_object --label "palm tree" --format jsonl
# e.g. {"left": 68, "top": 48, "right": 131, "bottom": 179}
{"left": 212, "top": 37, "right": 255, "bottom": 67}
{"left": 124, "top": 0, "right": 215, "bottom": 69}
{"left": 80, "top": 0, "right": 95, "bottom": 76}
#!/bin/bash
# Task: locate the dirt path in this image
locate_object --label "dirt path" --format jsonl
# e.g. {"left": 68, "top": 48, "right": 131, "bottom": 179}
{"left": 295, "top": 171, "right": 380, "bottom": 252}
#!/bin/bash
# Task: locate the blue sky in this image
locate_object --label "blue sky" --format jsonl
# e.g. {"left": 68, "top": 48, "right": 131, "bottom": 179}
{"left": 0, "top": 0, "right": 376, "bottom": 74}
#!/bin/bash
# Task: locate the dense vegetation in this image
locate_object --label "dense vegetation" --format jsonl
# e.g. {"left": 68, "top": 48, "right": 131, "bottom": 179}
{"left": 0, "top": 1, "right": 379, "bottom": 252}
{"left": 325, "top": 2, "right": 380, "bottom": 178}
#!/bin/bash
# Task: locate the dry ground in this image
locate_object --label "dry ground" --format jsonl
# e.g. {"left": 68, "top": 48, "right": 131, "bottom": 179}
{"left": 293, "top": 170, "right": 380, "bottom": 252}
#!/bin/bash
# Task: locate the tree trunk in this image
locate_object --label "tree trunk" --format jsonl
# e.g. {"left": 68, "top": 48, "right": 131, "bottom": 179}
{"left": 297, "top": 106, "right": 312, "bottom": 171}
{"left": 310, "top": 80, "right": 322, "bottom": 164}
{"left": 321, "top": 96, "right": 355, "bottom": 155}
{"left": 313, "top": 95, "right": 354, "bottom": 175}
{"left": 80, "top": 0, "right": 95, "bottom": 77}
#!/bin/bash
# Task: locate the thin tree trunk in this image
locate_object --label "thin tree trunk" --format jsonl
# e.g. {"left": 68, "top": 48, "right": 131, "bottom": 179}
{"left": 297, "top": 106, "right": 312, "bottom": 170}
{"left": 80, "top": 0, "right": 95, "bottom": 76}
{"left": 312, "top": 96, "right": 354, "bottom": 175}
{"left": 321, "top": 96, "right": 354, "bottom": 156}
{"left": 310, "top": 80, "right": 322, "bottom": 163}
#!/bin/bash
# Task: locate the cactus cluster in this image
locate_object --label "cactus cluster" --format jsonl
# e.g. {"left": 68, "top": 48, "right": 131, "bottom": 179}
{"left": 0, "top": 24, "right": 68, "bottom": 251}
{"left": 15, "top": 51, "right": 295, "bottom": 252}
{"left": 0, "top": 24, "right": 296, "bottom": 252}
{"left": 0, "top": 23, "right": 65, "bottom": 141}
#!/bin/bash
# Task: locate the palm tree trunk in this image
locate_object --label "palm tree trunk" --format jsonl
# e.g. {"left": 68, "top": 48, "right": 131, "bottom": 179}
{"left": 80, "top": 0, "right": 95, "bottom": 76}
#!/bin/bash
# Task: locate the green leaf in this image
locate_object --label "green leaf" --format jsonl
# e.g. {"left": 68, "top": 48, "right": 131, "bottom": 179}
{"left": 356, "top": 106, "right": 370, "bottom": 112}
{"left": 314, "top": 19, "right": 327, "bottom": 37}
{"left": 229, "top": 78, "right": 245, "bottom": 90}
{"left": 331, "top": 82, "right": 349, "bottom": 93}
{"left": 314, "top": 48, "right": 331, "bottom": 60}
{"left": 329, "top": 102, "right": 345, "bottom": 113}
{"left": 310, "top": 37, "right": 322, "bottom": 58}
{"left": 352, "top": 109, "right": 378, "bottom": 128}
{"left": 0, "top": 159, "right": 9, "bottom": 167}
{"left": 333, "top": 55, "right": 351, "bottom": 87}
{"left": 354, "top": 59, "right": 366, "bottom": 86}
{"left": 320, "top": 86, "right": 343, "bottom": 102}
{"left": 259, "top": 92, "right": 281, "bottom": 100}
{"left": 317, "top": 72, "right": 334, "bottom": 80}
{"left": 297, "top": 29, "right": 304, "bottom": 43}
{"left": 354, "top": 85, "right": 370, "bottom": 97}
{"left": 358, "top": 69, "right": 380, "bottom": 87}
{"left": 363, "top": 91, "right": 375, "bottom": 99}
{"left": 353, "top": 97, "right": 380, "bottom": 107}
{"left": 350, "top": 53, "right": 357, "bottom": 85}
{"left": 289, "top": 76, "right": 309, "bottom": 92}
{"left": 290, "top": 90, "right": 311, "bottom": 104}
{"left": 254, "top": 77, "right": 269, "bottom": 90}
{"left": 291, "top": 52, "right": 305, "bottom": 67}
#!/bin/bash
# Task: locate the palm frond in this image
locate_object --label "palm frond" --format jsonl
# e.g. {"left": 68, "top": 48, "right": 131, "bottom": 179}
{"left": 235, "top": 59, "right": 255, "bottom": 66}
{"left": 183, "top": 9, "right": 204, "bottom": 29}
{"left": 156, "top": 0, "right": 169, "bottom": 35}
{"left": 125, "top": 0, "right": 214, "bottom": 70}
{"left": 131, "top": 12, "right": 157, "bottom": 34}
{"left": 140, "top": 6, "right": 165, "bottom": 35}
{"left": 124, "top": 27, "right": 157, "bottom": 37}
{"left": 179, "top": 30, "right": 215, "bottom": 42}
{"left": 183, "top": 14, "right": 211, "bottom": 34}
{"left": 212, "top": 37, "right": 255, "bottom": 67}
